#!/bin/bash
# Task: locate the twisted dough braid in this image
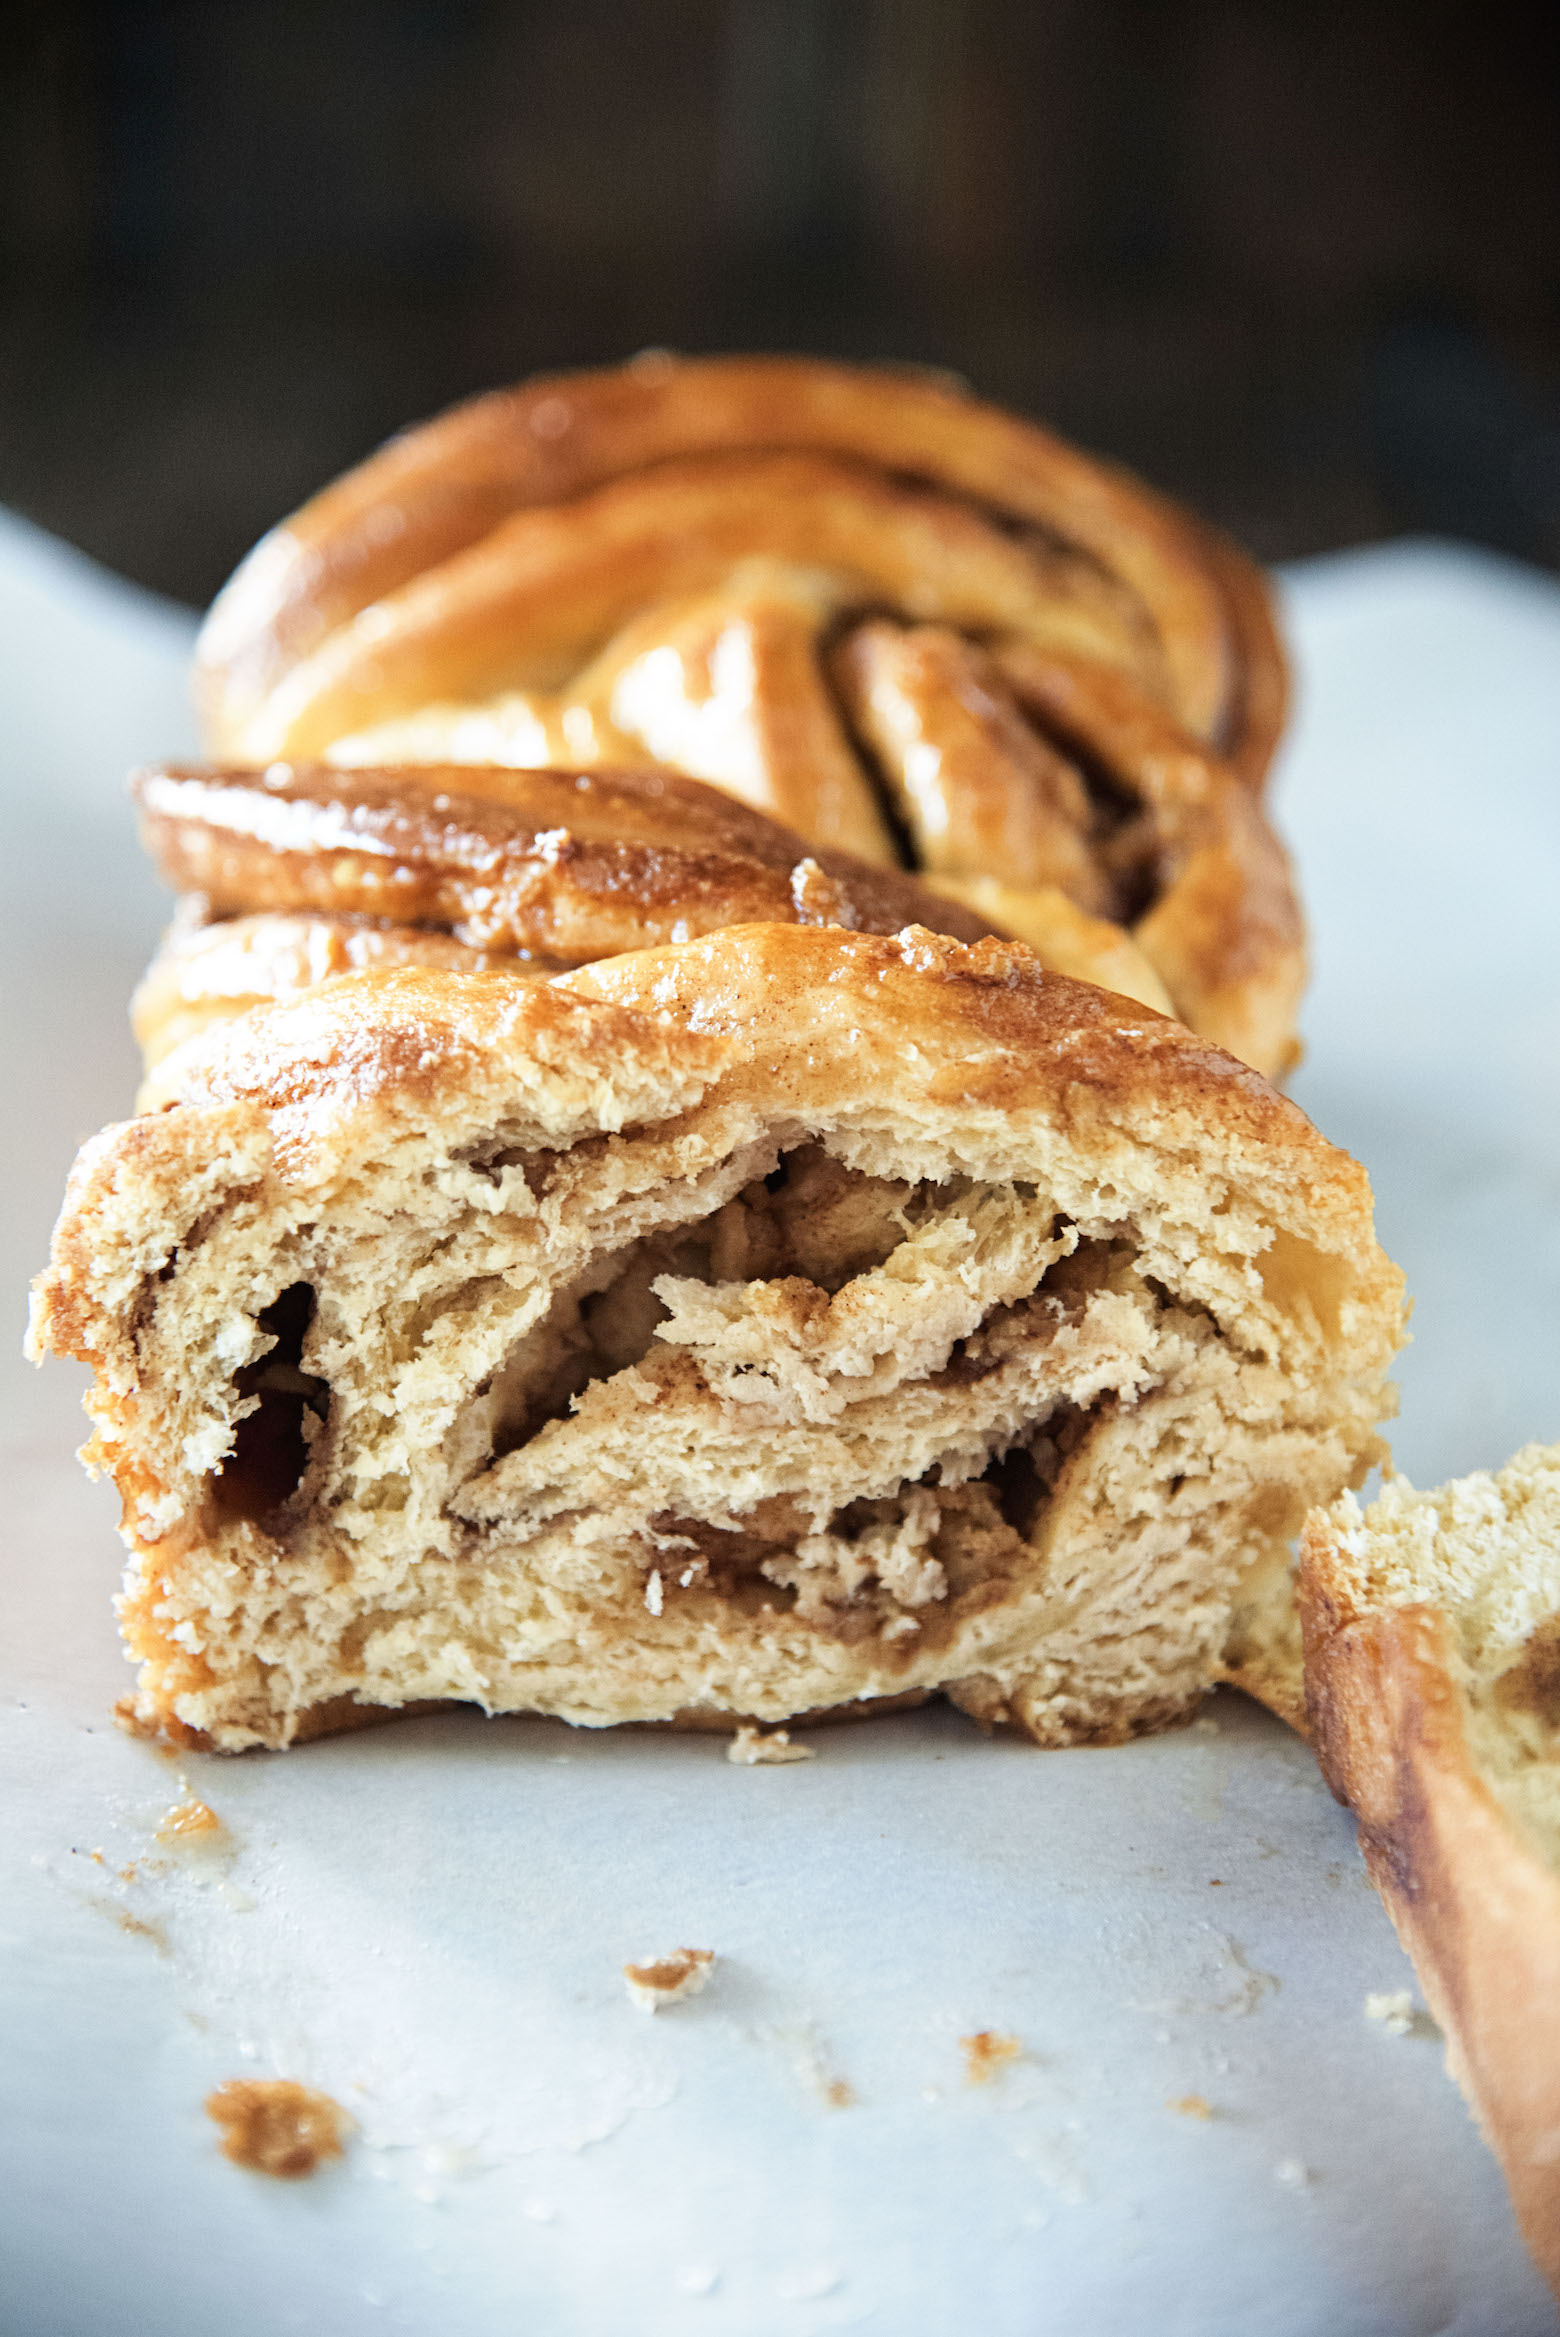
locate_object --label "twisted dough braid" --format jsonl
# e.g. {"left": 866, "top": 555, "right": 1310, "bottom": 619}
{"left": 129, "top": 760, "right": 1174, "bottom": 1079}
{"left": 193, "top": 356, "right": 1302, "bottom": 1076}
{"left": 198, "top": 355, "right": 1285, "bottom": 774}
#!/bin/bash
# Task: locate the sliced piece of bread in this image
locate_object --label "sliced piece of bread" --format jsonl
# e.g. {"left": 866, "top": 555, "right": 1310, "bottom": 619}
{"left": 1302, "top": 1447, "right": 1560, "bottom": 2299}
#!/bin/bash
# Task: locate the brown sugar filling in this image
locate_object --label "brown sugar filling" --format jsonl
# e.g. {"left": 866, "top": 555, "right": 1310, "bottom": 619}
{"left": 93, "top": 1037, "right": 1390, "bottom": 1756}
{"left": 214, "top": 1282, "right": 329, "bottom": 1525}
{"left": 643, "top": 1401, "right": 1105, "bottom": 1650}
{"left": 182, "top": 1115, "right": 1270, "bottom": 1751}
{"left": 824, "top": 617, "right": 1163, "bottom": 921}
{"left": 418, "top": 1143, "right": 1143, "bottom": 1646}
{"left": 480, "top": 1142, "right": 915, "bottom": 1459}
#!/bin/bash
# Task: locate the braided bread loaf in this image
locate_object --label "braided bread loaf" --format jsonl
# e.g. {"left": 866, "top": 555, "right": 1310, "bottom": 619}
{"left": 192, "top": 357, "right": 1304, "bottom": 1078}
{"left": 33, "top": 354, "right": 1388, "bottom": 1760}
{"left": 127, "top": 758, "right": 1170, "bottom": 1081}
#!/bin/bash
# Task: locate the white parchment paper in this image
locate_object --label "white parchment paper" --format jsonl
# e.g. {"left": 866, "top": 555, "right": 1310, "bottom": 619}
{"left": 4, "top": 519, "right": 1558, "bottom": 2336}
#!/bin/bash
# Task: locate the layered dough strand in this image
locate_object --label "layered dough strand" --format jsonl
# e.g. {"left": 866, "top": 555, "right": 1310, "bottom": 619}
{"left": 185, "top": 356, "right": 1304, "bottom": 1078}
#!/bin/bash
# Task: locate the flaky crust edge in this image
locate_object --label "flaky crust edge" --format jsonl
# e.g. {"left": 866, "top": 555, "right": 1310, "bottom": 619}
{"left": 1300, "top": 1508, "right": 1560, "bottom": 2299}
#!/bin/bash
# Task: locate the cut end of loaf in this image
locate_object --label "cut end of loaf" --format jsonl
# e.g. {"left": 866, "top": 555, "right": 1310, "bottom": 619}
{"left": 34, "top": 929, "right": 1399, "bottom": 1755}
{"left": 1304, "top": 1449, "right": 1560, "bottom": 1868}
{"left": 72, "top": 1140, "right": 1322, "bottom": 1750}
{"left": 1300, "top": 1447, "right": 1560, "bottom": 2301}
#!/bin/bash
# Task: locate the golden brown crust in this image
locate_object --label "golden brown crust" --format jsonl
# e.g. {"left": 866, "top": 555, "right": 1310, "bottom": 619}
{"left": 196, "top": 354, "right": 1281, "bottom": 771}
{"left": 857, "top": 631, "right": 1305, "bottom": 1076}
{"left": 130, "top": 707, "right": 1302, "bottom": 1078}
{"left": 129, "top": 905, "right": 518, "bottom": 1070}
{"left": 188, "top": 356, "right": 1297, "bottom": 1074}
{"left": 1301, "top": 1514, "right": 1560, "bottom": 2299}
{"left": 558, "top": 925, "right": 1328, "bottom": 1186}
{"left": 115, "top": 922, "right": 1383, "bottom": 1274}
{"left": 131, "top": 893, "right": 1176, "bottom": 1087}
{"left": 126, "top": 757, "right": 1221, "bottom": 1075}
{"left": 833, "top": 624, "right": 1111, "bottom": 911}
{"left": 911, "top": 878, "right": 1175, "bottom": 1019}
{"left": 131, "top": 759, "right": 995, "bottom": 964}
{"left": 236, "top": 451, "right": 1168, "bottom": 761}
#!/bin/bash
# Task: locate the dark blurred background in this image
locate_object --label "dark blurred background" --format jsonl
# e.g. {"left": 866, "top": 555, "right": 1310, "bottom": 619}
{"left": 3, "top": 0, "right": 1558, "bottom": 608}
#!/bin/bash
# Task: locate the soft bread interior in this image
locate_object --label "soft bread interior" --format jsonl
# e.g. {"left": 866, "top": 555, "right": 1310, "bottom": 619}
{"left": 1320, "top": 1451, "right": 1560, "bottom": 1865}
{"left": 34, "top": 934, "right": 1399, "bottom": 1753}
{"left": 86, "top": 1096, "right": 1390, "bottom": 1750}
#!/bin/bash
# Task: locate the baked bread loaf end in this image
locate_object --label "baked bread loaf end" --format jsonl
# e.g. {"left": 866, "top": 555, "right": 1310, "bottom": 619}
{"left": 1302, "top": 1449, "right": 1560, "bottom": 2299}
{"left": 32, "top": 925, "right": 1401, "bottom": 1755}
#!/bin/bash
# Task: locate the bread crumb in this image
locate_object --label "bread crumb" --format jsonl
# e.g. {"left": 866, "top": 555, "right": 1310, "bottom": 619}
{"left": 1168, "top": 2093, "right": 1214, "bottom": 2120}
{"left": 1273, "top": 2157, "right": 1312, "bottom": 2189}
{"left": 644, "top": 1569, "right": 663, "bottom": 1616}
{"left": 156, "top": 1798, "right": 223, "bottom": 1845}
{"left": 960, "top": 2030, "right": 1022, "bottom": 2084}
{"left": 113, "top": 1696, "right": 163, "bottom": 1742}
{"left": 623, "top": 1946, "right": 714, "bottom": 2011}
{"left": 116, "top": 1908, "right": 167, "bottom": 1951}
{"left": 1364, "top": 1989, "right": 1416, "bottom": 2035}
{"left": 205, "top": 2079, "right": 349, "bottom": 2177}
{"left": 759, "top": 2018, "right": 855, "bottom": 2106}
{"left": 728, "top": 1725, "right": 814, "bottom": 1765}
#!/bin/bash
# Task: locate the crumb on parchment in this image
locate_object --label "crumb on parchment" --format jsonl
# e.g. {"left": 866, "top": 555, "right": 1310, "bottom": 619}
{"left": 156, "top": 1799, "right": 223, "bottom": 1844}
{"left": 793, "top": 2040, "right": 854, "bottom": 2107}
{"left": 960, "top": 2030, "right": 1022, "bottom": 2084}
{"left": 728, "top": 1726, "right": 814, "bottom": 1765}
{"left": 1364, "top": 1989, "right": 1417, "bottom": 2035}
{"left": 205, "top": 2079, "right": 349, "bottom": 2177}
{"left": 624, "top": 1947, "right": 715, "bottom": 2012}
{"left": 1168, "top": 2093, "right": 1214, "bottom": 2121}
